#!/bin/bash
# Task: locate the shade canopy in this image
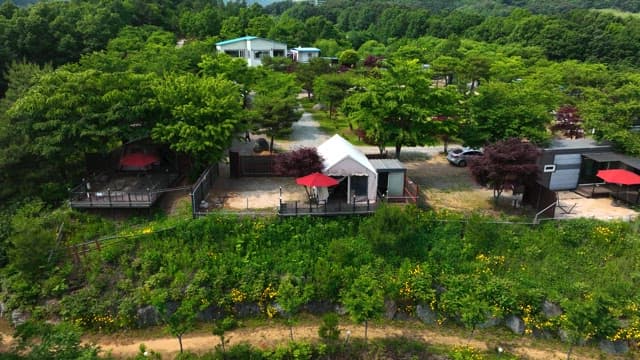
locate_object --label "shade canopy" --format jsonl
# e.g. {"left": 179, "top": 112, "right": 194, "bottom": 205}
{"left": 120, "top": 153, "right": 160, "bottom": 170}
{"left": 596, "top": 169, "right": 640, "bottom": 185}
{"left": 296, "top": 172, "right": 339, "bottom": 187}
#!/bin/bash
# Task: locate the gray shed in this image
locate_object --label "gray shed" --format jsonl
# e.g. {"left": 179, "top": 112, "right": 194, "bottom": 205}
{"left": 370, "top": 159, "right": 406, "bottom": 197}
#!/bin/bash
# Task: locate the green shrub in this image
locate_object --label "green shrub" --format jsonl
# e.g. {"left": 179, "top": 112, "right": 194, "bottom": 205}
{"left": 318, "top": 313, "right": 340, "bottom": 342}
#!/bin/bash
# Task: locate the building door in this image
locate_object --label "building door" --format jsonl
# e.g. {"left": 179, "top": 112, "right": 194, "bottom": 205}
{"left": 387, "top": 172, "right": 404, "bottom": 196}
{"left": 549, "top": 154, "right": 581, "bottom": 190}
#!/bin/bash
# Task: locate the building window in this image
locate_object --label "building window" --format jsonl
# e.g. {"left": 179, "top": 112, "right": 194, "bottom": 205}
{"left": 254, "top": 51, "right": 265, "bottom": 59}
{"left": 273, "top": 49, "right": 285, "bottom": 57}
{"left": 224, "top": 50, "right": 245, "bottom": 58}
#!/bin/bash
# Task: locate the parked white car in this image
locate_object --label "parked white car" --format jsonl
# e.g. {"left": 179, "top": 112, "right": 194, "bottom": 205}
{"left": 446, "top": 147, "right": 483, "bottom": 167}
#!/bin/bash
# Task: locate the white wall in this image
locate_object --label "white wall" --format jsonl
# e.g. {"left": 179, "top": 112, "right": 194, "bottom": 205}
{"left": 324, "top": 157, "right": 377, "bottom": 203}
{"left": 217, "top": 38, "right": 287, "bottom": 67}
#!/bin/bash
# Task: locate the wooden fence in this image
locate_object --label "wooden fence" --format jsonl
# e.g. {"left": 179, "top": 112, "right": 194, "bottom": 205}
{"left": 385, "top": 177, "right": 424, "bottom": 207}
{"left": 229, "top": 151, "right": 277, "bottom": 177}
{"left": 229, "top": 151, "right": 388, "bottom": 178}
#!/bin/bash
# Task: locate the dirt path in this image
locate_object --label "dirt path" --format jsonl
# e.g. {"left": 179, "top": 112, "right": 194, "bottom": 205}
{"left": 81, "top": 323, "right": 599, "bottom": 360}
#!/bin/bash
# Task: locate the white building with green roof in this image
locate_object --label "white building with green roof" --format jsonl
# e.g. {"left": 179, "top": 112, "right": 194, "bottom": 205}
{"left": 215, "top": 36, "right": 287, "bottom": 67}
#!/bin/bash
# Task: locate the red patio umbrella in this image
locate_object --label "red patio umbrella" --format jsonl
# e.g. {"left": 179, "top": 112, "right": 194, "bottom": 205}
{"left": 596, "top": 169, "right": 640, "bottom": 185}
{"left": 120, "top": 153, "right": 160, "bottom": 170}
{"left": 597, "top": 169, "right": 640, "bottom": 204}
{"left": 295, "top": 172, "right": 339, "bottom": 187}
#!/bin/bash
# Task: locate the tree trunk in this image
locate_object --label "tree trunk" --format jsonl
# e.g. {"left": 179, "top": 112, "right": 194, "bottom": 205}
{"left": 364, "top": 320, "right": 368, "bottom": 344}
{"left": 289, "top": 324, "right": 294, "bottom": 341}
{"left": 443, "top": 137, "right": 449, "bottom": 154}
{"left": 178, "top": 335, "right": 183, "bottom": 353}
{"left": 269, "top": 135, "right": 275, "bottom": 154}
{"left": 328, "top": 100, "right": 333, "bottom": 121}
{"left": 493, "top": 187, "right": 503, "bottom": 203}
{"left": 566, "top": 344, "right": 573, "bottom": 360}
{"left": 220, "top": 335, "right": 226, "bottom": 352}
{"left": 395, "top": 143, "right": 402, "bottom": 159}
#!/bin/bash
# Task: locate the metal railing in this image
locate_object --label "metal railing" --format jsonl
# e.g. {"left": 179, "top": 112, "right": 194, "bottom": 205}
{"left": 278, "top": 198, "right": 378, "bottom": 216}
{"left": 191, "top": 164, "right": 219, "bottom": 218}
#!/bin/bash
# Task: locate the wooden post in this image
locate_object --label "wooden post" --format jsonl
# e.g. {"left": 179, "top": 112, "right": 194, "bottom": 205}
{"left": 95, "top": 240, "right": 101, "bottom": 252}
{"left": 73, "top": 246, "right": 80, "bottom": 264}
{"left": 128, "top": 192, "right": 132, "bottom": 207}
{"left": 295, "top": 201, "right": 298, "bottom": 215}
{"left": 108, "top": 188, "right": 112, "bottom": 207}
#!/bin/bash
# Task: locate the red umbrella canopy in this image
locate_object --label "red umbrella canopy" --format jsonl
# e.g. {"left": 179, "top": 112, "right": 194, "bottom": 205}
{"left": 296, "top": 172, "right": 339, "bottom": 187}
{"left": 596, "top": 169, "right": 640, "bottom": 185}
{"left": 120, "top": 153, "right": 160, "bottom": 169}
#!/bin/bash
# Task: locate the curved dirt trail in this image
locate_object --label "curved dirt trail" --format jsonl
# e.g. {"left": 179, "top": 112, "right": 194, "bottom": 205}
{"left": 92, "top": 324, "right": 590, "bottom": 360}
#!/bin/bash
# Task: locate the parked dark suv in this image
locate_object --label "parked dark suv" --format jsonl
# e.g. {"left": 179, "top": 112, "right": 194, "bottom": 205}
{"left": 446, "top": 147, "right": 483, "bottom": 167}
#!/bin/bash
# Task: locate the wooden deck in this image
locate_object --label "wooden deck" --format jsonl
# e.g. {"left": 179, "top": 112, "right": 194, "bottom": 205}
{"left": 70, "top": 190, "right": 159, "bottom": 208}
{"left": 574, "top": 183, "right": 612, "bottom": 198}
{"left": 574, "top": 183, "right": 640, "bottom": 205}
{"left": 70, "top": 171, "right": 180, "bottom": 208}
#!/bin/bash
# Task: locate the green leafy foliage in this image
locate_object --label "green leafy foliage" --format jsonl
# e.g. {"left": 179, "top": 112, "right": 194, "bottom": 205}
{"left": 151, "top": 73, "right": 243, "bottom": 167}
{"left": 12, "top": 320, "right": 101, "bottom": 360}
{"left": 248, "top": 71, "right": 301, "bottom": 152}
{"left": 341, "top": 266, "right": 385, "bottom": 343}
{"left": 318, "top": 313, "right": 340, "bottom": 343}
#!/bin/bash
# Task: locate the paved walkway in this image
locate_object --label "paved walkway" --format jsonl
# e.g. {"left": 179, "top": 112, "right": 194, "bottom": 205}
{"left": 285, "top": 110, "right": 447, "bottom": 160}
{"left": 286, "top": 111, "right": 331, "bottom": 149}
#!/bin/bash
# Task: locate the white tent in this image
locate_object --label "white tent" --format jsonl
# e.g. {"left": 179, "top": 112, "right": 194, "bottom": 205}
{"left": 317, "top": 134, "right": 377, "bottom": 203}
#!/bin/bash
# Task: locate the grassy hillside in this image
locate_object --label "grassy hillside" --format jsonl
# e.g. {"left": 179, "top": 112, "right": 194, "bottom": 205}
{"left": 3, "top": 206, "right": 638, "bottom": 353}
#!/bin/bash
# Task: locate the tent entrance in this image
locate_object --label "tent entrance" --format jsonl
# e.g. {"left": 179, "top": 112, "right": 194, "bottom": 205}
{"left": 327, "top": 175, "right": 368, "bottom": 203}
{"left": 350, "top": 176, "right": 368, "bottom": 199}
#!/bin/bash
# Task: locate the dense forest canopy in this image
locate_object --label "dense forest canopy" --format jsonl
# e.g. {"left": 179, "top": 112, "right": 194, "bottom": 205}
{"left": 2, "top": 0, "right": 640, "bottom": 206}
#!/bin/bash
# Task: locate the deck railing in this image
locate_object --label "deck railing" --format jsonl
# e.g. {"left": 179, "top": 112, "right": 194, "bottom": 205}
{"left": 69, "top": 188, "right": 159, "bottom": 208}
{"left": 278, "top": 199, "right": 378, "bottom": 216}
{"left": 69, "top": 171, "right": 181, "bottom": 209}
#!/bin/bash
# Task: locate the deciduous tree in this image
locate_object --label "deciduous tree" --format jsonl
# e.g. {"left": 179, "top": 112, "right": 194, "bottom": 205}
{"left": 273, "top": 147, "right": 324, "bottom": 178}
{"left": 551, "top": 105, "right": 584, "bottom": 139}
{"left": 344, "top": 59, "right": 454, "bottom": 157}
{"left": 277, "top": 274, "right": 311, "bottom": 340}
{"left": 462, "top": 80, "right": 556, "bottom": 147}
{"left": 151, "top": 73, "right": 244, "bottom": 168}
{"left": 468, "top": 138, "right": 540, "bottom": 202}
{"left": 314, "top": 73, "right": 354, "bottom": 122}
{"left": 341, "top": 267, "right": 384, "bottom": 344}
{"left": 249, "top": 71, "right": 300, "bottom": 153}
